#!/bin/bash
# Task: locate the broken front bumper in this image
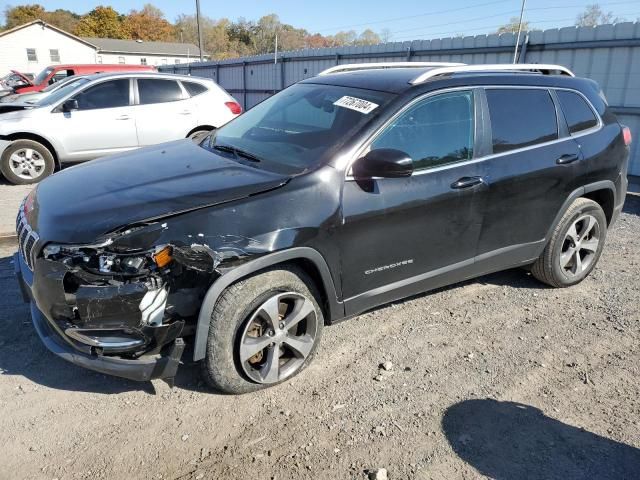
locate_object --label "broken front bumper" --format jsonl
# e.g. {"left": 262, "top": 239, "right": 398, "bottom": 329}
{"left": 14, "top": 252, "right": 185, "bottom": 382}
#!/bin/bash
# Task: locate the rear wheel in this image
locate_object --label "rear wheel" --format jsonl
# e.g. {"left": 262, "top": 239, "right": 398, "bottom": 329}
{"left": 201, "top": 266, "right": 324, "bottom": 394}
{"left": 531, "top": 198, "right": 607, "bottom": 287}
{"left": 0, "top": 139, "right": 55, "bottom": 185}
{"left": 188, "top": 128, "right": 212, "bottom": 143}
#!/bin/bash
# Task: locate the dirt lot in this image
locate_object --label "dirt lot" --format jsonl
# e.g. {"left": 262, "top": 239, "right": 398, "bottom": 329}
{"left": 1, "top": 195, "right": 639, "bottom": 480}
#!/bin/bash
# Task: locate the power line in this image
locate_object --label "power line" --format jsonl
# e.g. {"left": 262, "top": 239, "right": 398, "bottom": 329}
{"left": 390, "top": 12, "right": 640, "bottom": 41}
{"left": 309, "top": 0, "right": 640, "bottom": 35}
{"left": 309, "top": 0, "right": 512, "bottom": 32}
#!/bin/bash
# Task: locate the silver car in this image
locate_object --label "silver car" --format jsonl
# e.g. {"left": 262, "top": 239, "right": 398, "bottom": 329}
{"left": 0, "top": 72, "right": 242, "bottom": 184}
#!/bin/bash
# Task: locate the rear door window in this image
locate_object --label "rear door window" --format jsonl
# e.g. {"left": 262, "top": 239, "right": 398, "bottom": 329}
{"left": 556, "top": 90, "right": 599, "bottom": 134}
{"left": 486, "top": 88, "right": 558, "bottom": 154}
{"left": 137, "top": 79, "right": 184, "bottom": 104}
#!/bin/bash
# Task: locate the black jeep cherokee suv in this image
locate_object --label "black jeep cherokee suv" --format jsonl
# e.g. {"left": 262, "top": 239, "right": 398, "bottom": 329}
{"left": 15, "top": 63, "right": 631, "bottom": 393}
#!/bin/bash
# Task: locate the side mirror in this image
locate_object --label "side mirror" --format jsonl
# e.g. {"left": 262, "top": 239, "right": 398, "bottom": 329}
{"left": 352, "top": 148, "right": 413, "bottom": 179}
{"left": 62, "top": 98, "right": 78, "bottom": 112}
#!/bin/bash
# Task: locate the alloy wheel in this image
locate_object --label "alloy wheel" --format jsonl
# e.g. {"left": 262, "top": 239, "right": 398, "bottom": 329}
{"left": 9, "top": 148, "right": 46, "bottom": 180}
{"left": 238, "top": 292, "right": 318, "bottom": 384}
{"left": 560, "top": 214, "right": 600, "bottom": 277}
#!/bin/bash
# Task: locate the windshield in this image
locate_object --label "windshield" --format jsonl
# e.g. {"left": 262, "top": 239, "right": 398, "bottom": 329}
{"left": 204, "top": 83, "right": 394, "bottom": 173}
{"left": 41, "top": 76, "right": 82, "bottom": 92}
{"left": 36, "top": 77, "right": 91, "bottom": 106}
{"left": 33, "top": 67, "right": 53, "bottom": 85}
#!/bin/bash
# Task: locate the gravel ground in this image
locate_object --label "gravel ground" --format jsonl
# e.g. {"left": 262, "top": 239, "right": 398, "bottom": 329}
{"left": 0, "top": 179, "right": 32, "bottom": 237}
{"left": 0, "top": 195, "right": 638, "bottom": 480}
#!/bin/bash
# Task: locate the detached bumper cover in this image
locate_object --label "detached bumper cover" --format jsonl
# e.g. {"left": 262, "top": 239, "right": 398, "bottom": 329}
{"left": 14, "top": 253, "right": 185, "bottom": 382}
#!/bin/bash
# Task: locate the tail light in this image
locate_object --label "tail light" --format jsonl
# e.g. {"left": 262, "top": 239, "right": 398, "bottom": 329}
{"left": 622, "top": 125, "right": 632, "bottom": 146}
{"left": 225, "top": 101, "right": 242, "bottom": 115}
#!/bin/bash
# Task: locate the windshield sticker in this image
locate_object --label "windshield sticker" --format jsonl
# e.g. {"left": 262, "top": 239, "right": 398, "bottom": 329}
{"left": 333, "top": 96, "right": 379, "bottom": 114}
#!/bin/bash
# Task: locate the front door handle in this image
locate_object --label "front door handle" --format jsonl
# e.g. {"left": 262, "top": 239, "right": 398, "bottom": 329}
{"left": 556, "top": 153, "right": 580, "bottom": 165}
{"left": 179, "top": 110, "right": 193, "bottom": 115}
{"left": 451, "top": 176, "right": 484, "bottom": 189}
{"left": 115, "top": 115, "right": 131, "bottom": 120}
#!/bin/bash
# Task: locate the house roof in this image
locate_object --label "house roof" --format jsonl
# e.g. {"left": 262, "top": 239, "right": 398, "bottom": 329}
{"left": 0, "top": 20, "right": 97, "bottom": 49}
{"left": 81, "top": 37, "right": 205, "bottom": 57}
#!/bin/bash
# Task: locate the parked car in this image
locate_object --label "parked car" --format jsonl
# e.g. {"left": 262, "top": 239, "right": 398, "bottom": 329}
{"left": 14, "top": 63, "right": 630, "bottom": 393}
{"left": 0, "top": 72, "right": 242, "bottom": 184}
{"left": 10, "top": 64, "right": 156, "bottom": 95}
{"left": 0, "top": 74, "right": 89, "bottom": 104}
{"left": 0, "top": 71, "right": 34, "bottom": 97}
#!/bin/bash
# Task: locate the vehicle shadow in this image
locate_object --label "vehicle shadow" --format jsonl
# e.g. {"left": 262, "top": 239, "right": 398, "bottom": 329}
{"left": 0, "top": 253, "right": 207, "bottom": 395}
{"left": 622, "top": 192, "right": 640, "bottom": 216}
{"left": 442, "top": 399, "right": 640, "bottom": 479}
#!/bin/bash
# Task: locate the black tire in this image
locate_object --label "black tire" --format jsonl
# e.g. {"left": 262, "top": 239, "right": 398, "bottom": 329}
{"left": 0, "top": 139, "right": 55, "bottom": 185}
{"left": 201, "top": 266, "right": 324, "bottom": 394}
{"left": 531, "top": 198, "right": 607, "bottom": 288}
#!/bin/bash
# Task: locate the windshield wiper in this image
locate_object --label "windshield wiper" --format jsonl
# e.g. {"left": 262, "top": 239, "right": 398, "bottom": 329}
{"left": 212, "top": 143, "right": 261, "bottom": 162}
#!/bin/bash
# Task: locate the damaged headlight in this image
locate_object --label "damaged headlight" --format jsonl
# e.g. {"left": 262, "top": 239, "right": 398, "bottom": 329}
{"left": 42, "top": 242, "right": 173, "bottom": 276}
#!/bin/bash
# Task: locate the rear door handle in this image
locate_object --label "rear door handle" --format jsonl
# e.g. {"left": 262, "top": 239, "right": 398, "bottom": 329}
{"left": 556, "top": 153, "right": 580, "bottom": 165}
{"left": 116, "top": 115, "right": 131, "bottom": 120}
{"left": 179, "top": 110, "right": 193, "bottom": 115}
{"left": 451, "top": 176, "right": 484, "bottom": 189}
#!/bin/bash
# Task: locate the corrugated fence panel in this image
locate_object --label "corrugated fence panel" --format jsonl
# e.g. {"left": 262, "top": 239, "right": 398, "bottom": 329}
{"left": 160, "top": 22, "right": 640, "bottom": 178}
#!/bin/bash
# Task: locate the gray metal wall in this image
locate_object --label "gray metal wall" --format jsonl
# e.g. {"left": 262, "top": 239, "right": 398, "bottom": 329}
{"left": 161, "top": 22, "right": 640, "bottom": 177}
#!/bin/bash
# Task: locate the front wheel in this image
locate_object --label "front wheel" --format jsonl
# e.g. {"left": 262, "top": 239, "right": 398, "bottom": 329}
{"left": 531, "top": 198, "right": 607, "bottom": 287}
{"left": 0, "top": 139, "right": 55, "bottom": 185}
{"left": 201, "top": 266, "right": 324, "bottom": 394}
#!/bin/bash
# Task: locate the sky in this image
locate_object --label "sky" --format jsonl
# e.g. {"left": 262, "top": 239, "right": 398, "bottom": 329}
{"left": 1, "top": 0, "right": 639, "bottom": 40}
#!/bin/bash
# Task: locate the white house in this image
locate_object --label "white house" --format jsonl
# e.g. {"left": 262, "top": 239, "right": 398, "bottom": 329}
{"left": 82, "top": 37, "right": 206, "bottom": 67}
{"left": 0, "top": 20, "right": 206, "bottom": 77}
{"left": 0, "top": 20, "right": 96, "bottom": 76}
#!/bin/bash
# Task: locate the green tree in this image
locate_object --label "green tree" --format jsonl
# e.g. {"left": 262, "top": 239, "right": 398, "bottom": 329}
{"left": 73, "top": 6, "right": 128, "bottom": 39}
{"left": 576, "top": 4, "right": 625, "bottom": 27}
{"left": 496, "top": 17, "right": 530, "bottom": 34}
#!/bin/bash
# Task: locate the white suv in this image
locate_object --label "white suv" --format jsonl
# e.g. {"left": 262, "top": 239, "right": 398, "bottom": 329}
{"left": 0, "top": 72, "right": 242, "bottom": 184}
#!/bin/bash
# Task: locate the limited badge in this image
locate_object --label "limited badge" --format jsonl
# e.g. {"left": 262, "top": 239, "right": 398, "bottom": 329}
{"left": 333, "top": 96, "right": 379, "bottom": 114}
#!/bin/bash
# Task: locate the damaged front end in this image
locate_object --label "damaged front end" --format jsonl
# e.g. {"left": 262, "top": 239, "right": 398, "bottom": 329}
{"left": 19, "top": 223, "right": 219, "bottom": 382}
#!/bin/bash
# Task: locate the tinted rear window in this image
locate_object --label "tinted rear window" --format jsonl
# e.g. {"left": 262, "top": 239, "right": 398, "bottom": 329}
{"left": 183, "top": 81, "right": 208, "bottom": 97}
{"left": 556, "top": 90, "right": 598, "bottom": 134}
{"left": 486, "top": 89, "right": 558, "bottom": 154}
{"left": 138, "top": 79, "right": 183, "bottom": 104}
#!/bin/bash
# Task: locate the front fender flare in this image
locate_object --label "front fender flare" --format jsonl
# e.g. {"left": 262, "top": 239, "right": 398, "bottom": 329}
{"left": 192, "top": 247, "right": 343, "bottom": 361}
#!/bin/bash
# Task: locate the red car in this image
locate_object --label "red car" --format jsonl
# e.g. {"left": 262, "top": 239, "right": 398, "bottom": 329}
{"left": 11, "top": 64, "right": 156, "bottom": 94}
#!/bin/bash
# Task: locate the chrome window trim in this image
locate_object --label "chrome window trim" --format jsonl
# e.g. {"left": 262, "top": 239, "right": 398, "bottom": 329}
{"left": 344, "top": 85, "right": 603, "bottom": 180}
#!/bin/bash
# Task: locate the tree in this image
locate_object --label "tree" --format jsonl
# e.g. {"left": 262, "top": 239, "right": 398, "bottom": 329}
{"left": 496, "top": 17, "right": 530, "bottom": 34}
{"left": 4, "top": 4, "right": 47, "bottom": 29}
{"left": 576, "top": 4, "right": 625, "bottom": 27}
{"left": 123, "top": 4, "right": 174, "bottom": 41}
{"left": 355, "top": 29, "right": 381, "bottom": 46}
{"left": 45, "top": 9, "right": 80, "bottom": 32}
{"left": 73, "top": 6, "right": 128, "bottom": 38}
{"left": 379, "top": 28, "right": 392, "bottom": 43}
{"left": 328, "top": 30, "right": 357, "bottom": 46}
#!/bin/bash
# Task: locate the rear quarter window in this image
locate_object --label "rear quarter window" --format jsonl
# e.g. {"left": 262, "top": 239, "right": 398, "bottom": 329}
{"left": 556, "top": 90, "right": 599, "bottom": 134}
{"left": 486, "top": 88, "right": 558, "bottom": 154}
{"left": 182, "top": 81, "right": 208, "bottom": 97}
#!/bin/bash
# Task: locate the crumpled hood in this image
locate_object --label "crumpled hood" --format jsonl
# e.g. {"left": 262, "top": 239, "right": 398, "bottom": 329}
{"left": 0, "top": 102, "right": 36, "bottom": 115}
{"left": 27, "top": 140, "right": 290, "bottom": 243}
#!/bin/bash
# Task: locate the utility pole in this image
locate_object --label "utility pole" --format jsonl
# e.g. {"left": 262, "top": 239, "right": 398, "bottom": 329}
{"left": 513, "top": 0, "right": 527, "bottom": 64}
{"left": 274, "top": 33, "right": 278, "bottom": 65}
{"left": 196, "top": 0, "right": 204, "bottom": 62}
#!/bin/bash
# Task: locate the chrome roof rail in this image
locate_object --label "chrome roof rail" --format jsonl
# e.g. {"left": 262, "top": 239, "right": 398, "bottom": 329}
{"left": 318, "top": 62, "right": 465, "bottom": 76}
{"left": 409, "top": 63, "right": 575, "bottom": 84}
